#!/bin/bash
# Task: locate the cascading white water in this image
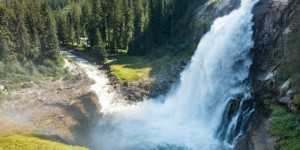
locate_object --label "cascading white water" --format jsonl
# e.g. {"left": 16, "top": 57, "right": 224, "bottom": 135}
{"left": 65, "top": 0, "right": 259, "bottom": 149}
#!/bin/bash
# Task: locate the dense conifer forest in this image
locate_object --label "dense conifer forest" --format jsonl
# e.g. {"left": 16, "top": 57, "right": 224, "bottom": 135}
{"left": 0, "top": 0, "right": 204, "bottom": 91}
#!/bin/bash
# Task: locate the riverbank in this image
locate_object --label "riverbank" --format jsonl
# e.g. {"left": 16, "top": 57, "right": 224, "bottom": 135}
{"left": 0, "top": 56, "right": 99, "bottom": 149}
{"left": 63, "top": 47, "right": 190, "bottom": 102}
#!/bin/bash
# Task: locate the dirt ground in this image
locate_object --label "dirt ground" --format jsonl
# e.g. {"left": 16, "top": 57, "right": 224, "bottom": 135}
{"left": 0, "top": 58, "right": 95, "bottom": 143}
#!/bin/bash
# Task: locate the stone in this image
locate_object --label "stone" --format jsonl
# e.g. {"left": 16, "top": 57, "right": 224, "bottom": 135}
{"left": 0, "top": 85, "right": 4, "bottom": 91}
{"left": 278, "top": 96, "right": 291, "bottom": 104}
{"left": 288, "top": 104, "right": 298, "bottom": 113}
{"left": 123, "top": 82, "right": 129, "bottom": 87}
{"left": 286, "top": 89, "right": 295, "bottom": 97}
{"left": 234, "top": 135, "right": 248, "bottom": 150}
{"left": 280, "top": 79, "right": 291, "bottom": 93}
{"left": 283, "top": 27, "right": 291, "bottom": 35}
{"left": 69, "top": 92, "right": 102, "bottom": 124}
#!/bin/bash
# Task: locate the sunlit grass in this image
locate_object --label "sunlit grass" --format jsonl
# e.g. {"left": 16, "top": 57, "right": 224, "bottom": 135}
{"left": 0, "top": 132, "right": 88, "bottom": 150}
{"left": 105, "top": 43, "right": 197, "bottom": 81}
{"left": 106, "top": 56, "right": 150, "bottom": 81}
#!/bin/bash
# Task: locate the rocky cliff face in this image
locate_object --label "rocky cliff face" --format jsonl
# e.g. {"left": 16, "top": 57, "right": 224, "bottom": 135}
{"left": 241, "top": 0, "right": 299, "bottom": 149}
{"left": 251, "top": 0, "right": 298, "bottom": 112}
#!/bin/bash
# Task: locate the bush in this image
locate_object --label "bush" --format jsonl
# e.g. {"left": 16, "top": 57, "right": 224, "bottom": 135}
{"left": 5, "top": 84, "right": 21, "bottom": 91}
{"left": 268, "top": 106, "right": 300, "bottom": 150}
{"left": 0, "top": 57, "right": 66, "bottom": 91}
{"left": 63, "top": 68, "right": 74, "bottom": 81}
{"left": 293, "top": 94, "right": 300, "bottom": 105}
{"left": 21, "top": 82, "right": 33, "bottom": 89}
{"left": 28, "top": 47, "right": 41, "bottom": 61}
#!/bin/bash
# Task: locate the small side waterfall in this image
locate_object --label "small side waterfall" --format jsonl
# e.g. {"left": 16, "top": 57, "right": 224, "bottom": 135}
{"left": 67, "top": 0, "right": 259, "bottom": 149}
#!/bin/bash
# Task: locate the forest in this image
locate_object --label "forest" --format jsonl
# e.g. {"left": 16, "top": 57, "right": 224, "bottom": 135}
{"left": 0, "top": 0, "right": 202, "bottom": 91}
{"left": 0, "top": 0, "right": 198, "bottom": 61}
{"left": 1, "top": 0, "right": 299, "bottom": 150}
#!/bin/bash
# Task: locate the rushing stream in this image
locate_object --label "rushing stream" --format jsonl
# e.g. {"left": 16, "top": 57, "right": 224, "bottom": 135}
{"left": 63, "top": 0, "right": 258, "bottom": 149}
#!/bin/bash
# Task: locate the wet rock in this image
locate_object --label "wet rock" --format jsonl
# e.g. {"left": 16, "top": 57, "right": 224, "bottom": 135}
{"left": 286, "top": 89, "right": 295, "bottom": 97}
{"left": 244, "top": 0, "right": 297, "bottom": 149}
{"left": 280, "top": 79, "right": 291, "bottom": 93}
{"left": 234, "top": 135, "right": 248, "bottom": 150}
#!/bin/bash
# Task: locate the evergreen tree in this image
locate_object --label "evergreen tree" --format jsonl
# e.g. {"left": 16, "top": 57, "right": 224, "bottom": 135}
{"left": 80, "top": 0, "right": 91, "bottom": 37}
{"left": 57, "top": 13, "right": 68, "bottom": 45}
{"left": 26, "top": 0, "right": 42, "bottom": 48}
{"left": 12, "top": 0, "right": 31, "bottom": 57}
{"left": 122, "top": 0, "right": 133, "bottom": 50}
{"left": 0, "top": 3, "right": 14, "bottom": 62}
{"left": 128, "top": 0, "right": 144, "bottom": 55}
{"left": 41, "top": 2, "right": 60, "bottom": 61}
{"left": 71, "top": 3, "right": 80, "bottom": 45}
{"left": 94, "top": 28, "right": 106, "bottom": 63}
{"left": 88, "top": 0, "right": 102, "bottom": 47}
{"left": 107, "top": 0, "right": 122, "bottom": 55}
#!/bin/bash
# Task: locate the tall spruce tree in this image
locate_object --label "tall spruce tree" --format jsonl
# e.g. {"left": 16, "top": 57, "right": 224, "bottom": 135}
{"left": 71, "top": 3, "right": 81, "bottom": 45}
{"left": 80, "top": 0, "right": 91, "bottom": 37}
{"left": 0, "top": 3, "right": 14, "bottom": 62}
{"left": 88, "top": 0, "right": 102, "bottom": 47}
{"left": 41, "top": 1, "right": 60, "bottom": 61}
{"left": 94, "top": 28, "right": 106, "bottom": 63}
{"left": 128, "top": 0, "right": 144, "bottom": 55}
{"left": 12, "top": 0, "right": 31, "bottom": 57}
{"left": 57, "top": 13, "right": 68, "bottom": 45}
{"left": 122, "top": 0, "right": 133, "bottom": 50}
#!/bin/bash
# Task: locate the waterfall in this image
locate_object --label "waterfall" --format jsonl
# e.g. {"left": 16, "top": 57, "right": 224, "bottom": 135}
{"left": 83, "top": 0, "right": 259, "bottom": 149}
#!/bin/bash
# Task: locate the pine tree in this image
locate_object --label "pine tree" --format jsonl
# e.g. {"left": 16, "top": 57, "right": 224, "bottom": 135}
{"left": 80, "top": 0, "right": 91, "bottom": 37}
{"left": 71, "top": 3, "right": 81, "bottom": 45}
{"left": 122, "top": 0, "right": 133, "bottom": 50}
{"left": 94, "top": 28, "right": 106, "bottom": 63}
{"left": 57, "top": 13, "right": 68, "bottom": 45}
{"left": 128, "top": 0, "right": 144, "bottom": 55}
{"left": 40, "top": 1, "right": 60, "bottom": 61}
{"left": 88, "top": 0, "right": 102, "bottom": 47}
{"left": 12, "top": 0, "right": 31, "bottom": 57}
{"left": 133, "top": 0, "right": 143, "bottom": 38}
{"left": 107, "top": 0, "right": 122, "bottom": 55}
{"left": 0, "top": 3, "right": 14, "bottom": 62}
{"left": 26, "top": 0, "right": 42, "bottom": 48}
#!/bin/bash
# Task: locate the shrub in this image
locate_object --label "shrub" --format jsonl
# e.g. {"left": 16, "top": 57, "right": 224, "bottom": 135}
{"left": 5, "top": 84, "right": 21, "bottom": 91}
{"left": 63, "top": 68, "right": 74, "bottom": 81}
{"left": 293, "top": 94, "right": 300, "bottom": 105}
{"left": 21, "top": 82, "right": 34, "bottom": 89}
{"left": 28, "top": 47, "right": 41, "bottom": 61}
{"left": 268, "top": 106, "right": 300, "bottom": 150}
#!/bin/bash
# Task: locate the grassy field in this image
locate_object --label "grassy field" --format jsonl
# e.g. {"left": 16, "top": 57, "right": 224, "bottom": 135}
{"left": 105, "top": 56, "right": 150, "bottom": 81}
{"left": 0, "top": 132, "right": 88, "bottom": 150}
{"left": 105, "top": 43, "right": 197, "bottom": 81}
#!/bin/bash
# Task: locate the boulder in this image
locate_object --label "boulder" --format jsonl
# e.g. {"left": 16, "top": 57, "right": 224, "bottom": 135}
{"left": 0, "top": 85, "right": 4, "bottom": 91}
{"left": 68, "top": 92, "right": 101, "bottom": 125}
{"left": 278, "top": 96, "right": 291, "bottom": 104}
{"left": 280, "top": 79, "right": 291, "bottom": 93}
